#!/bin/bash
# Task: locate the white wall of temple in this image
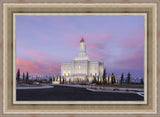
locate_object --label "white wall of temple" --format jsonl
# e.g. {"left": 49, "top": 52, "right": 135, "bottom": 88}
{"left": 88, "top": 62, "right": 100, "bottom": 76}
{"left": 73, "top": 60, "right": 88, "bottom": 75}
{"left": 61, "top": 61, "right": 103, "bottom": 78}
{"left": 61, "top": 63, "right": 71, "bottom": 76}
{"left": 74, "top": 53, "right": 90, "bottom": 61}
{"left": 99, "top": 62, "right": 104, "bottom": 76}
{"left": 71, "top": 61, "right": 75, "bottom": 75}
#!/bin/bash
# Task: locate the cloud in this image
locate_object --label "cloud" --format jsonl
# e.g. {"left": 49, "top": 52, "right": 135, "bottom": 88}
{"left": 114, "top": 45, "right": 144, "bottom": 70}
{"left": 119, "top": 26, "right": 144, "bottom": 49}
{"left": 25, "top": 50, "right": 50, "bottom": 60}
{"left": 87, "top": 49, "right": 105, "bottom": 61}
{"left": 122, "top": 37, "right": 144, "bottom": 49}
{"left": 18, "top": 50, "right": 62, "bottom": 75}
{"left": 16, "top": 57, "right": 61, "bottom": 75}
{"left": 67, "top": 39, "right": 80, "bottom": 47}
{"left": 87, "top": 42, "right": 104, "bottom": 50}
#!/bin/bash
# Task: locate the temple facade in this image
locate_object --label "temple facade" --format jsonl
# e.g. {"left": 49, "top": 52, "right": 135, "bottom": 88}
{"left": 61, "top": 38, "right": 104, "bottom": 83}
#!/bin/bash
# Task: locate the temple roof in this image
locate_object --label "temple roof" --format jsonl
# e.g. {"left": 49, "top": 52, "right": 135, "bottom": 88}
{"left": 80, "top": 37, "right": 85, "bottom": 43}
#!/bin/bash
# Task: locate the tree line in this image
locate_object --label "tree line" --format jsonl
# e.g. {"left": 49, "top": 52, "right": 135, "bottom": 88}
{"left": 16, "top": 68, "right": 29, "bottom": 83}
{"left": 51, "top": 76, "right": 65, "bottom": 84}
{"left": 16, "top": 68, "right": 143, "bottom": 85}
{"left": 95, "top": 68, "right": 143, "bottom": 85}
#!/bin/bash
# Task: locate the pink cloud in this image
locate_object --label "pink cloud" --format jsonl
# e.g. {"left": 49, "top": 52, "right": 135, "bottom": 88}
{"left": 87, "top": 49, "right": 105, "bottom": 61}
{"left": 16, "top": 57, "right": 61, "bottom": 75}
{"left": 114, "top": 46, "right": 144, "bottom": 70}
{"left": 98, "top": 34, "right": 109, "bottom": 40}
{"left": 25, "top": 50, "right": 42, "bottom": 58}
{"left": 16, "top": 58, "right": 45, "bottom": 73}
{"left": 25, "top": 50, "right": 50, "bottom": 60}
{"left": 87, "top": 42, "right": 104, "bottom": 50}
{"left": 122, "top": 37, "right": 144, "bottom": 48}
{"left": 120, "top": 27, "right": 144, "bottom": 49}
{"left": 17, "top": 50, "right": 62, "bottom": 75}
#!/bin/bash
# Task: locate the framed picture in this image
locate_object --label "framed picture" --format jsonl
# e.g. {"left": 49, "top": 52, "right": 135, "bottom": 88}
{"left": 0, "top": 1, "right": 159, "bottom": 117}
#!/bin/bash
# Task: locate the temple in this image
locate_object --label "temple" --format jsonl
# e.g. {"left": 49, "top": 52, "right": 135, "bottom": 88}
{"left": 61, "top": 38, "right": 104, "bottom": 83}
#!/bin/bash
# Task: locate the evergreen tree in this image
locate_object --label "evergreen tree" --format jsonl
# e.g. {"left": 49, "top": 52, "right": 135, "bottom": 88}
{"left": 86, "top": 75, "right": 89, "bottom": 82}
{"left": 60, "top": 76, "right": 61, "bottom": 84}
{"left": 92, "top": 75, "right": 96, "bottom": 84}
{"left": 102, "top": 68, "right": 106, "bottom": 84}
{"left": 23, "top": 72, "right": 25, "bottom": 81}
{"left": 69, "top": 79, "right": 71, "bottom": 84}
{"left": 49, "top": 77, "right": 52, "bottom": 83}
{"left": 97, "top": 76, "right": 99, "bottom": 85}
{"left": 111, "top": 73, "right": 114, "bottom": 84}
{"left": 108, "top": 75, "right": 110, "bottom": 84}
{"left": 99, "top": 80, "right": 102, "bottom": 85}
{"left": 113, "top": 76, "right": 116, "bottom": 84}
{"left": 16, "top": 68, "right": 20, "bottom": 82}
{"left": 120, "top": 73, "right": 124, "bottom": 85}
{"left": 140, "top": 78, "right": 144, "bottom": 84}
{"left": 127, "top": 72, "right": 131, "bottom": 84}
{"left": 53, "top": 76, "right": 55, "bottom": 81}
{"left": 26, "top": 72, "right": 29, "bottom": 83}
{"left": 63, "top": 77, "right": 64, "bottom": 84}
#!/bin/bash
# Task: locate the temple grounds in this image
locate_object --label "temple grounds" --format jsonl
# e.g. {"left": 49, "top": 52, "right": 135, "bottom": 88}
{"left": 16, "top": 85, "right": 144, "bottom": 101}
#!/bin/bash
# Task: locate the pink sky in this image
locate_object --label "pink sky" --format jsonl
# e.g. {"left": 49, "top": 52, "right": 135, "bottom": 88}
{"left": 16, "top": 16, "right": 144, "bottom": 77}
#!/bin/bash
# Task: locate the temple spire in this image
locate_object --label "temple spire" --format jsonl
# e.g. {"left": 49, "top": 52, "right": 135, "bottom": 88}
{"left": 74, "top": 37, "right": 90, "bottom": 61}
{"left": 80, "top": 37, "right": 85, "bottom": 43}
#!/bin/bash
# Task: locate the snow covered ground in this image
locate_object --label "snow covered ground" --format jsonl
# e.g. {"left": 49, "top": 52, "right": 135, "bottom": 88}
{"left": 16, "top": 84, "right": 144, "bottom": 97}
{"left": 16, "top": 84, "right": 54, "bottom": 89}
{"left": 53, "top": 84, "right": 144, "bottom": 97}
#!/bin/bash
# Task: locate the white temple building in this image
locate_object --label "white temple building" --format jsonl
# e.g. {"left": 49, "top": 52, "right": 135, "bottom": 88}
{"left": 61, "top": 38, "right": 104, "bottom": 83}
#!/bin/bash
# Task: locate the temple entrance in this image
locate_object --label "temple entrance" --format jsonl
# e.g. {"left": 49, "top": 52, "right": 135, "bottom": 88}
{"left": 74, "top": 78, "right": 82, "bottom": 83}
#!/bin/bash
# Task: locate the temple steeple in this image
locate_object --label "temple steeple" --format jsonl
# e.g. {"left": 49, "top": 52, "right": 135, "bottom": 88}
{"left": 74, "top": 37, "right": 90, "bottom": 61}
{"left": 80, "top": 37, "right": 86, "bottom": 53}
